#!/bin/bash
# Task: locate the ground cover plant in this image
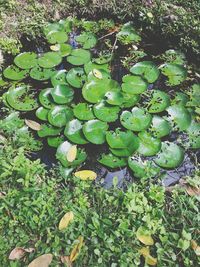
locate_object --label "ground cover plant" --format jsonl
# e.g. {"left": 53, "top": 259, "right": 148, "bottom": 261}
{"left": 0, "top": 16, "right": 200, "bottom": 266}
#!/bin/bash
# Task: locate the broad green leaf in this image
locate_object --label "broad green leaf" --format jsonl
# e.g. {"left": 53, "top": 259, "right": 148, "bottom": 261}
{"left": 150, "top": 115, "right": 171, "bottom": 138}
{"left": 67, "top": 49, "right": 91, "bottom": 65}
{"left": 161, "top": 63, "right": 187, "bottom": 86}
{"left": 186, "top": 121, "right": 200, "bottom": 149}
{"left": 47, "top": 136, "right": 65, "bottom": 148}
{"left": 66, "top": 67, "right": 86, "bottom": 88}
{"left": 122, "top": 74, "right": 148, "bottom": 94}
{"left": 75, "top": 32, "right": 97, "bottom": 49}
{"left": 73, "top": 103, "right": 95, "bottom": 121}
{"left": 64, "top": 119, "right": 88, "bottom": 144}
{"left": 167, "top": 105, "right": 191, "bottom": 131}
{"left": 105, "top": 91, "right": 124, "bottom": 106}
{"left": 3, "top": 65, "right": 28, "bottom": 80}
{"left": 48, "top": 106, "right": 73, "bottom": 127}
{"left": 51, "top": 84, "right": 74, "bottom": 104}
{"left": 147, "top": 90, "right": 170, "bottom": 113}
{"left": 39, "top": 88, "right": 55, "bottom": 109}
{"left": 93, "top": 101, "right": 120, "bottom": 122}
{"left": 50, "top": 43, "right": 72, "bottom": 57}
{"left": 83, "top": 119, "right": 108, "bottom": 144}
{"left": 98, "top": 153, "right": 127, "bottom": 168}
{"left": 38, "top": 124, "right": 62, "bottom": 137}
{"left": 137, "top": 131, "right": 161, "bottom": 156}
{"left": 36, "top": 107, "right": 49, "bottom": 121}
{"left": 38, "top": 52, "right": 62, "bottom": 68}
{"left": 14, "top": 52, "right": 37, "bottom": 69}
{"left": 51, "top": 70, "right": 68, "bottom": 86}
{"left": 30, "top": 66, "right": 56, "bottom": 80}
{"left": 47, "top": 30, "right": 68, "bottom": 44}
{"left": 84, "top": 61, "right": 109, "bottom": 74}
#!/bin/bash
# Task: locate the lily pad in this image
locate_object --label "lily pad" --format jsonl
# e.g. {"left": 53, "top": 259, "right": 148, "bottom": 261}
{"left": 84, "top": 61, "right": 109, "bottom": 74}
{"left": 73, "top": 103, "right": 95, "bottom": 120}
{"left": 167, "top": 105, "right": 191, "bottom": 131}
{"left": 14, "top": 52, "right": 38, "bottom": 69}
{"left": 51, "top": 70, "right": 68, "bottom": 86}
{"left": 120, "top": 107, "right": 152, "bottom": 131}
{"left": 87, "top": 69, "right": 111, "bottom": 82}
{"left": 83, "top": 119, "right": 108, "bottom": 144}
{"left": 105, "top": 91, "right": 124, "bottom": 106}
{"left": 38, "top": 123, "right": 62, "bottom": 137}
{"left": 47, "top": 136, "right": 65, "bottom": 148}
{"left": 48, "top": 106, "right": 73, "bottom": 127}
{"left": 38, "top": 52, "right": 62, "bottom": 68}
{"left": 186, "top": 84, "right": 200, "bottom": 113}
{"left": 147, "top": 90, "right": 170, "bottom": 113}
{"left": 56, "top": 141, "right": 87, "bottom": 167}
{"left": 150, "top": 116, "right": 171, "bottom": 138}
{"left": 122, "top": 93, "right": 140, "bottom": 108}
{"left": 51, "top": 84, "right": 74, "bottom": 104}
{"left": 155, "top": 142, "right": 184, "bottom": 169}
{"left": 67, "top": 49, "right": 91, "bottom": 65}
{"left": 130, "top": 61, "right": 160, "bottom": 83}
{"left": 6, "top": 85, "right": 38, "bottom": 111}
{"left": 122, "top": 75, "right": 148, "bottom": 94}
{"left": 66, "top": 68, "right": 86, "bottom": 88}
{"left": 47, "top": 31, "right": 68, "bottom": 44}
{"left": 98, "top": 153, "right": 127, "bottom": 168}
{"left": 93, "top": 101, "right": 120, "bottom": 122}
{"left": 186, "top": 121, "right": 200, "bottom": 149}
{"left": 3, "top": 65, "right": 28, "bottom": 80}
{"left": 50, "top": 43, "right": 72, "bottom": 57}
{"left": 64, "top": 119, "right": 88, "bottom": 144}
{"left": 172, "top": 92, "right": 189, "bottom": 106}
{"left": 30, "top": 66, "right": 56, "bottom": 80}
{"left": 161, "top": 63, "right": 187, "bottom": 86}
{"left": 117, "top": 22, "right": 141, "bottom": 44}
{"left": 39, "top": 88, "right": 55, "bottom": 109}
{"left": 137, "top": 131, "right": 161, "bottom": 156}
{"left": 75, "top": 32, "right": 97, "bottom": 49}
{"left": 36, "top": 107, "right": 49, "bottom": 121}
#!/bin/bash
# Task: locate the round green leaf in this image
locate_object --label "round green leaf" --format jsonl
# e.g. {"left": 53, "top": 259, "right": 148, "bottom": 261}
{"left": 67, "top": 49, "right": 91, "bottom": 65}
{"left": 47, "top": 136, "right": 65, "bottom": 148}
{"left": 39, "top": 88, "right": 55, "bottom": 109}
{"left": 64, "top": 119, "right": 88, "bottom": 144}
{"left": 93, "top": 101, "right": 120, "bottom": 122}
{"left": 161, "top": 63, "right": 187, "bottom": 86}
{"left": 186, "top": 121, "right": 200, "bottom": 149}
{"left": 122, "top": 92, "right": 140, "bottom": 108}
{"left": 167, "top": 105, "right": 191, "bottom": 131}
{"left": 75, "top": 32, "right": 97, "bottom": 49}
{"left": 38, "top": 123, "right": 62, "bottom": 137}
{"left": 105, "top": 91, "right": 124, "bottom": 106}
{"left": 83, "top": 119, "right": 108, "bottom": 144}
{"left": 51, "top": 70, "right": 68, "bottom": 86}
{"left": 47, "top": 31, "right": 68, "bottom": 44}
{"left": 73, "top": 103, "right": 95, "bottom": 121}
{"left": 172, "top": 92, "right": 189, "bottom": 106}
{"left": 66, "top": 67, "right": 86, "bottom": 88}
{"left": 84, "top": 61, "right": 109, "bottom": 74}
{"left": 30, "top": 66, "right": 56, "bottom": 80}
{"left": 98, "top": 153, "right": 127, "bottom": 168}
{"left": 155, "top": 142, "right": 184, "bottom": 169}
{"left": 3, "top": 65, "right": 28, "bottom": 80}
{"left": 116, "top": 22, "right": 141, "bottom": 44}
{"left": 120, "top": 107, "right": 152, "bottom": 131}
{"left": 122, "top": 75, "right": 148, "bottom": 94}
{"left": 48, "top": 105, "right": 73, "bottom": 127}
{"left": 130, "top": 61, "right": 160, "bottom": 83}
{"left": 150, "top": 115, "right": 171, "bottom": 138}
{"left": 147, "top": 90, "right": 170, "bottom": 113}
{"left": 87, "top": 69, "right": 111, "bottom": 82}
{"left": 51, "top": 84, "right": 74, "bottom": 104}
{"left": 137, "top": 131, "right": 161, "bottom": 156}
{"left": 36, "top": 106, "right": 49, "bottom": 121}
{"left": 128, "top": 157, "right": 147, "bottom": 178}
{"left": 51, "top": 43, "right": 72, "bottom": 57}
{"left": 6, "top": 85, "right": 38, "bottom": 111}
{"left": 14, "top": 52, "right": 38, "bottom": 69}
{"left": 38, "top": 52, "right": 62, "bottom": 68}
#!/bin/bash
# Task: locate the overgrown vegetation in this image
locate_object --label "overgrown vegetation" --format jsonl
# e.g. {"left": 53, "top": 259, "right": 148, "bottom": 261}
{"left": 0, "top": 112, "right": 200, "bottom": 266}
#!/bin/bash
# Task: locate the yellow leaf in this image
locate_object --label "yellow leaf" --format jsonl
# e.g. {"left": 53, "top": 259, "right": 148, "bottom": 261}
{"left": 145, "top": 255, "right": 157, "bottom": 266}
{"left": 93, "top": 69, "right": 103, "bottom": 79}
{"left": 59, "top": 211, "right": 74, "bottom": 231}
{"left": 50, "top": 44, "right": 60, "bottom": 51}
{"left": 136, "top": 227, "right": 154, "bottom": 245}
{"left": 70, "top": 236, "right": 84, "bottom": 262}
{"left": 28, "top": 254, "right": 53, "bottom": 267}
{"left": 191, "top": 240, "right": 200, "bottom": 256}
{"left": 66, "top": 145, "right": 77, "bottom": 162}
{"left": 25, "top": 119, "right": 41, "bottom": 131}
{"left": 139, "top": 246, "right": 150, "bottom": 257}
{"left": 74, "top": 170, "right": 97, "bottom": 181}
{"left": 9, "top": 247, "right": 34, "bottom": 260}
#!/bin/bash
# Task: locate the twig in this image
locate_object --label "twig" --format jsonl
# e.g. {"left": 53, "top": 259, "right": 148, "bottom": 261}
{"left": 98, "top": 31, "right": 117, "bottom": 40}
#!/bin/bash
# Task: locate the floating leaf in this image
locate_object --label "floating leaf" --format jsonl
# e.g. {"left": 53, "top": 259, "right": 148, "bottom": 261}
{"left": 9, "top": 247, "right": 34, "bottom": 260}
{"left": 14, "top": 52, "right": 37, "bottom": 69}
{"left": 172, "top": 92, "right": 189, "bottom": 106}
{"left": 150, "top": 115, "right": 171, "bottom": 138}
{"left": 186, "top": 121, "right": 200, "bottom": 149}
{"left": 50, "top": 43, "right": 72, "bottom": 57}
{"left": 67, "top": 145, "right": 77, "bottom": 162}
{"left": 47, "top": 136, "right": 65, "bottom": 148}
{"left": 137, "top": 131, "right": 161, "bottom": 156}
{"left": 93, "top": 101, "right": 120, "bottom": 122}
{"left": 75, "top": 32, "right": 97, "bottom": 49}
{"left": 161, "top": 63, "right": 187, "bottom": 86}
{"left": 51, "top": 70, "right": 68, "bottom": 86}
{"left": 3, "top": 65, "right": 28, "bottom": 80}
{"left": 38, "top": 52, "right": 62, "bottom": 68}
{"left": 147, "top": 90, "right": 170, "bottom": 113}
{"left": 74, "top": 170, "right": 97, "bottom": 180}
{"left": 67, "top": 49, "right": 91, "bottom": 65}
{"left": 84, "top": 61, "right": 109, "bottom": 74}
{"left": 51, "top": 84, "right": 74, "bottom": 104}
{"left": 155, "top": 141, "right": 184, "bottom": 169}
{"left": 48, "top": 106, "right": 73, "bottom": 128}
{"left": 130, "top": 61, "right": 160, "bottom": 83}
{"left": 36, "top": 107, "right": 49, "bottom": 121}
{"left": 25, "top": 119, "right": 41, "bottom": 131}
{"left": 38, "top": 123, "right": 62, "bottom": 137}
{"left": 47, "top": 30, "right": 68, "bottom": 44}
{"left": 30, "top": 66, "right": 56, "bottom": 80}
{"left": 66, "top": 67, "right": 86, "bottom": 88}
{"left": 70, "top": 236, "right": 84, "bottom": 262}
{"left": 98, "top": 153, "right": 127, "bottom": 168}
{"left": 122, "top": 92, "right": 140, "bottom": 108}
{"left": 87, "top": 69, "right": 111, "bottom": 82}
{"left": 117, "top": 22, "right": 141, "bottom": 44}
{"left": 136, "top": 226, "right": 154, "bottom": 245}
{"left": 83, "top": 119, "right": 108, "bottom": 144}
{"left": 167, "top": 105, "right": 191, "bottom": 131}
{"left": 122, "top": 74, "right": 148, "bottom": 95}
{"left": 105, "top": 91, "right": 124, "bottom": 106}
{"left": 73, "top": 103, "right": 95, "bottom": 121}
{"left": 120, "top": 107, "right": 152, "bottom": 131}
{"left": 39, "top": 88, "right": 55, "bottom": 109}
{"left": 59, "top": 211, "right": 74, "bottom": 230}
{"left": 64, "top": 119, "right": 88, "bottom": 144}
{"left": 28, "top": 254, "right": 53, "bottom": 267}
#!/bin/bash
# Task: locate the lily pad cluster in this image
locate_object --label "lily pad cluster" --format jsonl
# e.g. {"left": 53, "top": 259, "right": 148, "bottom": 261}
{"left": 1, "top": 18, "right": 199, "bottom": 179}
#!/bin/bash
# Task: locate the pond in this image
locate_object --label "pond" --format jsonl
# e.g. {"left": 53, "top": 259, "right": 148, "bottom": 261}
{"left": 1, "top": 18, "right": 199, "bottom": 188}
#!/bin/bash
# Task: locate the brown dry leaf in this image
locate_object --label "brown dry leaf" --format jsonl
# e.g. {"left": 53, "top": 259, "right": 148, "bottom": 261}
{"left": 28, "top": 254, "right": 53, "bottom": 267}
{"left": 58, "top": 211, "right": 74, "bottom": 231}
{"left": 25, "top": 119, "right": 41, "bottom": 131}
{"left": 60, "top": 256, "right": 72, "bottom": 267}
{"left": 185, "top": 186, "right": 200, "bottom": 196}
{"left": 9, "top": 247, "right": 35, "bottom": 260}
{"left": 145, "top": 255, "right": 157, "bottom": 266}
{"left": 191, "top": 240, "right": 200, "bottom": 256}
{"left": 66, "top": 145, "right": 77, "bottom": 162}
{"left": 74, "top": 170, "right": 97, "bottom": 181}
{"left": 69, "top": 236, "right": 84, "bottom": 262}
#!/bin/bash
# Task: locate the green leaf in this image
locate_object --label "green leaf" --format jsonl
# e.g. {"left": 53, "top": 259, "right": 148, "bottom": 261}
{"left": 98, "top": 153, "right": 127, "bottom": 168}
{"left": 150, "top": 115, "right": 171, "bottom": 138}
{"left": 120, "top": 107, "right": 152, "bottom": 131}
{"left": 51, "top": 84, "right": 74, "bottom": 104}
{"left": 147, "top": 90, "right": 170, "bottom": 113}
{"left": 137, "top": 131, "right": 161, "bottom": 156}
{"left": 105, "top": 91, "right": 124, "bottom": 106}
{"left": 122, "top": 75, "right": 148, "bottom": 94}
{"left": 73, "top": 103, "right": 95, "bottom": 120}
{"left": 51, "top": 43, "right": 72, "bottom": 57}
{"left": 87, "top": 69, "right": 111, "bottom": 82}
{"left": 167, "top": 105, "right": 191, "bottom": 131}
{"left": 3, "top": 65, "right": 28, "bottom": 80}
{"left": 14, "top": 52, "right": 38, "bottom": 69}
{"left": 38, "top": 52, "right": 62, "bottom": 68}
{"left": 48, "top": 106, "right": 73, "bottom": 127}
{"left": 130, "top": 61, "right": 160, "bottom": 83}
{"left": 161, "top": 63, "right": 187, "bottom": 86}
{"left": 39, "top": 88, "right": 55, "bottom": 109}
{"left": 47, "top": 136, "right": 65, "bottom": 147}
{"left": 67, "top": 49, "right": 91, "bottom": 65}
{"left": 38, "top": 123, "right": 62, "bottom": 137}
{"left": 117, "top": 22, "right": 141, "bottom": 44}
{"left": 64, "top": 119, "right": 89, "bottom": 144}
{"left": 36, "top": 107, "right": 49, "bottom": 121}
{"left": 75, "top": 32, "right": 97, "bottom": 49}
{"left": 84, "top": 61, "right": 109, "bottom": 74}
{"left": 51, "top": 70, "right": 68, "bottom": 86}
{"left": 155, "top": 142, "right": 184, "bottom": 169}
{"left": 186, "top": 121, "right": 200, "bottom": 149}
{"left": 93, "top": 101, "right": 120, "bottom": 122}
{"left": 122, "top": 92, "right": 140, "bottom": 108}
{"left": 83, "top": 119, "right": 108, "bottom": 144}
{"left": 47, "top": 31, "right": 68, "bottom": 44}
{"left": 66, "top": 68, "right": 86, "bottom": 88}
{"left": 30, "top": 66, "right": 56, "bottom": 80}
